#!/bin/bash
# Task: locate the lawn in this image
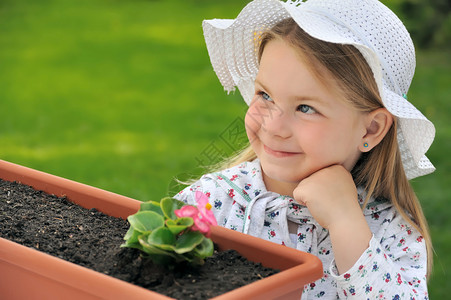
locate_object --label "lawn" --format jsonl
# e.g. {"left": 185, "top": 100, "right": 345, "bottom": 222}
{"left": 0, "top": 0, "right": 449, "bottom": 297}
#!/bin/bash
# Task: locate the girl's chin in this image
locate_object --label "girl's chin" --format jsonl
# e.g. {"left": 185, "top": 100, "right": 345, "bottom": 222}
{"left": 261, "top": 167, "right": 305, "bottom": 184}
{"left": 260, "top": 160, "right": 317, "bottom": 183}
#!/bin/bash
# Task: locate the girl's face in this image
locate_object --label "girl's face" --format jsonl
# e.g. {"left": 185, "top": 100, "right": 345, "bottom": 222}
{"left": 245, "top": 38, "right": 367, "bottom": 196}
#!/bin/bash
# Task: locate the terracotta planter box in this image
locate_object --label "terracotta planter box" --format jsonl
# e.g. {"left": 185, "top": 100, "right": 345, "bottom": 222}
{"left": 0, "top": 159, "right": 323, "bottom": 299}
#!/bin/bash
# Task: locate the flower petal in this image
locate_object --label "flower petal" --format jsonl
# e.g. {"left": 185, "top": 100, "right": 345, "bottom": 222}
{"left": 174, "top": 205, "right": 198, "bottom": 218}
{"left": 193, "top": 219, "right": 211, "bottom": 234}
{"left": 204, "top": 210, "right": 218, "bottom": 226}
{"left": 195, "top": 191, "right": 209, "bottom": 207}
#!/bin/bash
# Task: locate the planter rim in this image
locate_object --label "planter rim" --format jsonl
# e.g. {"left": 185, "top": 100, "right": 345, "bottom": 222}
{"left": 0, "top": 159, "right": 141, "bottom": 219}
{"left": 0, "top": 237, "right": 170, "bottom": 300}
{"left": 0, "top": 159, "right": 323, "bottom": 299}
{"left": 210, "top": 226, "right": 323, "bottom": 299}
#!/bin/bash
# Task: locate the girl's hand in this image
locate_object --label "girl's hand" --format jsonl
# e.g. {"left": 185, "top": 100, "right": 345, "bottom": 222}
{"left": 293, "top": 165, "right": 372, "bottom": 273}
{"left": 293, "top": 165, "right": 360, "bottom": 230}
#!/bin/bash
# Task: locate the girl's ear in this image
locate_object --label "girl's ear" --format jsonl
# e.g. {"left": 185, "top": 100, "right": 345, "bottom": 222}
{"left": 360, "top": 108, "right": 394, "bottom": 152}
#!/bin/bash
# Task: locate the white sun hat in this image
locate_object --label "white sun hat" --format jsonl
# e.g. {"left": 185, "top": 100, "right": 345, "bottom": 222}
{"left": 202, "top": 0, "right": 435, "bottom": 180}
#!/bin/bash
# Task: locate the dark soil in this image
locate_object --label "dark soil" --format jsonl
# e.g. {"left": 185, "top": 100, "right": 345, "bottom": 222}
{"left": 0, "top": 179, "right": 278, "bottom": 299}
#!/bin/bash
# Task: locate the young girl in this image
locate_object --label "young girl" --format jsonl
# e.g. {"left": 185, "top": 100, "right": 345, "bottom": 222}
{"left": 175, "top": 0, "right": 435, "bottom": 298}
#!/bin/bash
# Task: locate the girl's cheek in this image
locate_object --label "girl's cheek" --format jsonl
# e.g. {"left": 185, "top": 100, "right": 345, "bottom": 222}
{"left": 244, "top": 106, "right": 261, "bottom": 139}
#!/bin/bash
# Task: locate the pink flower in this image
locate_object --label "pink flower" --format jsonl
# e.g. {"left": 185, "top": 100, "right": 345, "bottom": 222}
{"left": 174, "top": 191, "right": 217, "bottom": 236}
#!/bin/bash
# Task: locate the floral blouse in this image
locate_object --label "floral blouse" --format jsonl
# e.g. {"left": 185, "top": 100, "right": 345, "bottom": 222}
{"left": 174, "top": 159, "right": 429, "bottom": 299}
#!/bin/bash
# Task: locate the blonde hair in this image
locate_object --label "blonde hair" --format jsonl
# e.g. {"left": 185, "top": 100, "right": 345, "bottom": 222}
{"left": 198, "top": 18, "right": 433, "bottom": 276}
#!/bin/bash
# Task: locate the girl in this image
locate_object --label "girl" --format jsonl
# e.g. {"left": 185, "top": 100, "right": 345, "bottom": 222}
{"left": 175, "top": 0, "right": 435, "bottom": 298}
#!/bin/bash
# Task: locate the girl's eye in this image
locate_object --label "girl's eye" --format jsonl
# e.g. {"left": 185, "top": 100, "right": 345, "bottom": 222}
{"left": 297, "top": 104, "right": 316, "bottom": 114}
{"left": 259, "top": 91, "right": 273, "bottom": 102}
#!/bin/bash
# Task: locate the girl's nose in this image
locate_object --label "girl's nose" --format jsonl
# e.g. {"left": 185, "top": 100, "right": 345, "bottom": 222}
{"left": 260, "top": 105, "right": 291, "bottom": 139}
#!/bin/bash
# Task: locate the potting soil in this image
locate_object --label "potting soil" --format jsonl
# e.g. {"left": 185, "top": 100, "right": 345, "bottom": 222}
{"left": 0, "top": 179, "right": 278, "bottom": 299}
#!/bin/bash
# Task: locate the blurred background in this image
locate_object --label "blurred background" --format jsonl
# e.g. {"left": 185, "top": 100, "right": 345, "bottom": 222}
{"left": 0, "top": 0, "right": 449, "bottom": 297}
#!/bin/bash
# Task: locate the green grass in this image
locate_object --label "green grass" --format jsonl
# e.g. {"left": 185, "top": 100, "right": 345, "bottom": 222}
{"left": 0, "top": 0, "right": 449, "bottom": 297}
{"left": 409, "top": 50, "right": 451, "bottom": 299}
{"left": 0, "top": 0, "right": 248, "bottom": 200}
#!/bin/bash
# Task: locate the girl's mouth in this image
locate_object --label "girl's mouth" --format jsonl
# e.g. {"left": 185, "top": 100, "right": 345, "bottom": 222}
{"left": 263, "top": 145, "right": 300, "bottom": 158}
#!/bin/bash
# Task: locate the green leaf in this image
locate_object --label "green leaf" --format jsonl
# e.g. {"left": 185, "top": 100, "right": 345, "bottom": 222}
{"left": 147, "top": 227, "right": 176, "bottom": 251}
{"left": 127, "top": 211, "right": 164, "bottom": 232}
{"left": 166, "top": 217, "right": 193, "bottom": 235}
{"left": 138, "top": 236, "right": 177, "bottom": 258}
{"left": 120, "top": 241, "right": 143, "bottom": 251}
{"left": 194, "top": 237, "right": 214, "bottom": 258}
{"left": 174, "top": 231, "right": 204, "bottom": 254}
{"left": 122, "top": 227, "right": 141, "bottom": 245}
{"left": 123, "top": 226, "right": 135, "bottom": 240}
{"left": 160, "top": 197, "right": 185, "bottom": 220}
{"left": 176, "top": 217, "right": 194, "bottom": 227}
{"left": 139, "top": 201, "right": 163, "bottom": 215}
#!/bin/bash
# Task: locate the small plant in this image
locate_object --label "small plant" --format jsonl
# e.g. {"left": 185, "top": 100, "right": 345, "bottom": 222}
{"left": 121, "top": 191, "right": 217, "bottom": 266}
